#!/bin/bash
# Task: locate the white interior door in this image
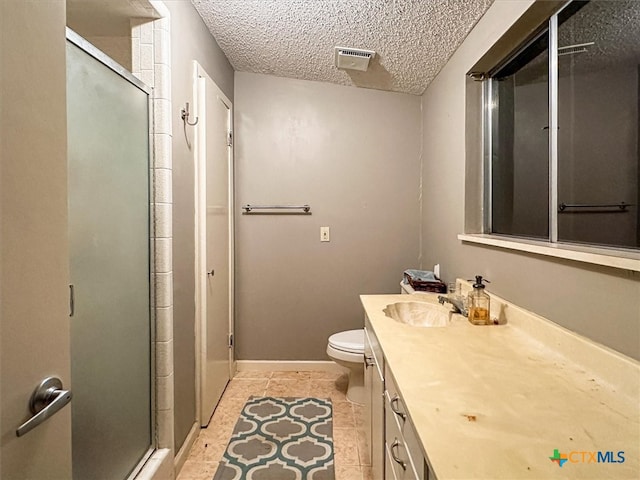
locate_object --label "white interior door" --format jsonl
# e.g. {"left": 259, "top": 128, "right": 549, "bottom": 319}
{"left": 196, "top": 64, "right": 234, "bottom": 426}
{"left": 0, "top": 2, "right": 72, "bottom": 477}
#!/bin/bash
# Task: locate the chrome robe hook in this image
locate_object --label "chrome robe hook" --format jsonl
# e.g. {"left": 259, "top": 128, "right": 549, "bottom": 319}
{"left": 180, "top": 102, "right": 198, "bottom": 126}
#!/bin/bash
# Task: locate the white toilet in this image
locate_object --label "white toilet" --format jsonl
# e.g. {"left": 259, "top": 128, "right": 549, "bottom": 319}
{"left": 326, "top": 329, "right": 365, "bottom": 404}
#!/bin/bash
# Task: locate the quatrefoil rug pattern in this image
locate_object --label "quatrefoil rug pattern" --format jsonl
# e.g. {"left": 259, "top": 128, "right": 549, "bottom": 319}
{"left": 213, "top": 396, "right": 335, "bottom": 480}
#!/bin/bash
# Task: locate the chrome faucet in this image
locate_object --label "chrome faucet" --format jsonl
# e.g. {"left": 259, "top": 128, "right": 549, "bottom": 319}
{"left": 437, "top": 295, "right": 468, "bottom": 317}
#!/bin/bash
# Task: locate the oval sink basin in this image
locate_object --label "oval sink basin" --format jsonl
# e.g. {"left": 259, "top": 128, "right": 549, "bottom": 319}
{"left": 383, "top": 302, "right": 450, "bottom": 327}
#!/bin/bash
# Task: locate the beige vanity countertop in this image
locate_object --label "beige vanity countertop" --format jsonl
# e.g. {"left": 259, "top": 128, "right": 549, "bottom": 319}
{"left": 361, "top": 293, "right": 640, "bottom": 480}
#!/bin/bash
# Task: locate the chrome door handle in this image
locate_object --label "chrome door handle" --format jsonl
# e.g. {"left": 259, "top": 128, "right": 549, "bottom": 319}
{"left": 390, "top": 438, "right": 407, "bottom": 470}
{"left": 16, "top": 377, "right": 72, "bottom": 437}
{"left": 390, "top": 395, "right": 407, "bottom": 421}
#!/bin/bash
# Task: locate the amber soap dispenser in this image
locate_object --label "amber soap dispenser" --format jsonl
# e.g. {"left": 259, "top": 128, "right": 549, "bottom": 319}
{"left": 468, "top": 276, "right": 491, "bottom": 325}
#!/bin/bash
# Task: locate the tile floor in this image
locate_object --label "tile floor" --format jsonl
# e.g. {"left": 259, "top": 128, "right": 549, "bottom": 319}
{"left": 177, "top": 370, "right": 373, "bottom": 480}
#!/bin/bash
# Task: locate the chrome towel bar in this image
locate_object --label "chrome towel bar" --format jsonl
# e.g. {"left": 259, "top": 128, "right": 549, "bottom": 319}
{"left": 242, "top": 204, "right": 311, "bottom": 213}
{"left": 558, "top": 202, "right": 633, "bottom": 212}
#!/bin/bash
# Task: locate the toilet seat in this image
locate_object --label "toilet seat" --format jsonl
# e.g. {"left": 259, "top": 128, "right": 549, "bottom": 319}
{"left": 328, "top": 329, "right": 364, "bottom": 354}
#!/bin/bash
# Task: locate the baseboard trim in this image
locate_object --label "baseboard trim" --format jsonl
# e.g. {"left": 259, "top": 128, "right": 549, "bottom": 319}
{"left": 236, "top": 360, "right": 347, "bottom": 373}
{"left": 135, "top": 448, "right": 172, "bottom": 480}
{"left": 173, "top": 421, "right": 199, "bottom": 477}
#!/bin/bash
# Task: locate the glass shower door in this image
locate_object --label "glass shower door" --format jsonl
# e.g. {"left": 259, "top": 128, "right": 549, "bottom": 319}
{"left": 66, "top": 34, "right": 152, "bottom": 479}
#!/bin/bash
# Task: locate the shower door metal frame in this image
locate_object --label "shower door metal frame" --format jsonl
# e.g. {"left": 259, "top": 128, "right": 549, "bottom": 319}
{"left": 66, "top": 28, "right": 150, "bottom": 94}
{"left": 65, "top": 27, "right": 157, "bottom": 480}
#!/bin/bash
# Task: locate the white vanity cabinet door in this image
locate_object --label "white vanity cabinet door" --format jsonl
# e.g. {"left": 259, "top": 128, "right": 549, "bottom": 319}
{"left": 365, "top": 317, "right": 385, "bottom": 480}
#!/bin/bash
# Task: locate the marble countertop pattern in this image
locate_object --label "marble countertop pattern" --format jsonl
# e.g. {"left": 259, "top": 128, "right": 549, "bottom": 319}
{"left": 361, "top": 292, "right": 639, "bottom": 479}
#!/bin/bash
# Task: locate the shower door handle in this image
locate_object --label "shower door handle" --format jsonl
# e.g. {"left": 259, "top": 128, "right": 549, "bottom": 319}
{"left": 16, "top": 377, "right": 72, "bottom": 437}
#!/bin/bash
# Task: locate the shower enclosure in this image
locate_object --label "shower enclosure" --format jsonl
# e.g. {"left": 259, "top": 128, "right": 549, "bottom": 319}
{"left": 66, "top": 30, "right": 153, "bottom": 479}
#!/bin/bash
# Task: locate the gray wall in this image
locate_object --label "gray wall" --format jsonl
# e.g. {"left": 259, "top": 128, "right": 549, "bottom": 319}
{"left": 165, "top": 0, "right": 234, "bottom": 452}
{"left": 421, "top": 0, "right": 640, "bottom": 359}
{"left": 66, "top": 3, "right": 133, "bottom": 70}
{"left": 234, "top": 72, "right": 422, "bottom": 360}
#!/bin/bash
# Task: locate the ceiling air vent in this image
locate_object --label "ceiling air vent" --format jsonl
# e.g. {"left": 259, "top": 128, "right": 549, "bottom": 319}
{"left": 334, "top": 47, "right": 376, "bottom": 72}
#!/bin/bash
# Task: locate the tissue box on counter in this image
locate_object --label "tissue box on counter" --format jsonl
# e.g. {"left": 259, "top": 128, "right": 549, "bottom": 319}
{"left": 403, "top": 269, "right": 447, "bottom": 293}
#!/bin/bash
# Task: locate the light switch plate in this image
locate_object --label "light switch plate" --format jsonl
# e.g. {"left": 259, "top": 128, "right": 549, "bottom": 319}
{"left": 320, "top": 226, "right": 330, "bottom": 242}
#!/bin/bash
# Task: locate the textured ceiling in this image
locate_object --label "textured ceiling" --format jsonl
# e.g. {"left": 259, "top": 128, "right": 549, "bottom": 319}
{"left": 191, "top": 0, "right": 495, "bottom": 95}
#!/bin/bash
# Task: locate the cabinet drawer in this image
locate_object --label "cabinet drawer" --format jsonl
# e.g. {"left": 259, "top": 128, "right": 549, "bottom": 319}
{"left": 385, "top": 367, "right": 408, "bottom": 426}
{"left": 385, "top": 396, "right": 419, "bottom": 480}
{"left": 385, "top": 443, "right": 398, "bottom": 480}
{"left": 385, "top": 367, "right": 425, "bottom": 479}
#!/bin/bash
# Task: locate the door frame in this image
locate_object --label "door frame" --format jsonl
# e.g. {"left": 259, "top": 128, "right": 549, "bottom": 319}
{"left": 193, "top": 61, "right": 235, "bottom": 426}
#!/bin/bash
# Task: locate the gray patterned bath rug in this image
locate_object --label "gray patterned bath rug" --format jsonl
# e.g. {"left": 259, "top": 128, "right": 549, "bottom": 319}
{"left": 212, "top": 396, "right": 335, "bottom": 480}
